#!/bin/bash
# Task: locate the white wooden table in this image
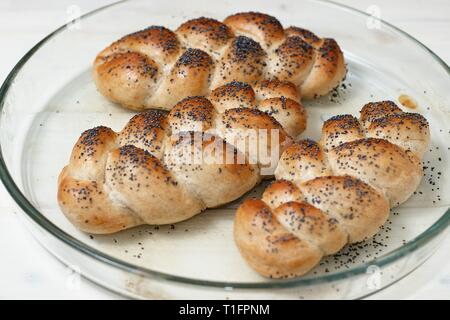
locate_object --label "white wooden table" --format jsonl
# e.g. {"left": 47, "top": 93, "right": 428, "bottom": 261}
{"left": 0, "top": 0, "right": 449, "bottom": 299}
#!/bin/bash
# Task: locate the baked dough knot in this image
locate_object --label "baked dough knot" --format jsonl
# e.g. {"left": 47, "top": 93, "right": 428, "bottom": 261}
{"left": 58, "top": 80, "right": 307, "bottom": 234}
{"left": 93, "top": 12, "right": 346, "bottom": 111}
{"left": 234, "top": 100, "right": 430, "bottom": 278}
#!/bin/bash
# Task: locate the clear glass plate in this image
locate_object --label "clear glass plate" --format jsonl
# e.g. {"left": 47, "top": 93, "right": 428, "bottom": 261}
{"left": 0, "top": 0, "right": 449, "bottom": 299}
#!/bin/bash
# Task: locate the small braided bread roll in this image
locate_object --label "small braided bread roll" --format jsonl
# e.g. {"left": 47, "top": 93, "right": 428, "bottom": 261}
{"left": 234, "top": 101, "right": 430, "bottom": 278}
{"left": 58, "top": 80, "right": 306, "bottom": 234}
{"left": 93, "top": 12, "right": 346, "bottom": 111}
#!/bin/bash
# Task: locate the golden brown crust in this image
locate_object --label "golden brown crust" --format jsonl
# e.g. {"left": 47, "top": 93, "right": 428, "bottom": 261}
{"left": 360, "top": 100, "right": 430, "bottom": 158}
{"left": 168, "top": 96, "right": 216, "bottom": 133}
{"left": 68, "top": 126, "right": 118, "bottom": 181}
{"left": 328, "top": 138, "right": 423, "bottom": 206}
{"left": 269, "top": 36, "right": 315, "bottom": 85}
{"left": 209, "top": 81, "right": 256, "bottom": 113}
{"left": 321, "top": 114, "right": 365, "bottom": 150}
{"left": 150, "top": 48, "right": 214, "bottom": 109}
{"left": 299, "top": 38, "right": 346, "bottom": 99}
{"left": 105, "top": 145, "right": 205, "bottom": 224}
{"left": 234, "top": 175, "right": 389, "bottom": 278}
{"left": 58, "top": 81, "right": 302, "bottom": 234}
{"left": 93, "top": 52, "right": 160, "bottom": 111}
{"left": 96, "top": 26, "right": 181, "bottom": 65}
{"left": 257, "top": 97, "right": 306, "bottom": 138}
{"left": 219, "top": 107, "right": 284, "bottom": 131}
{"left": 300, "top": 176, "right": 389, "bottom": 242}
{"left": 224, "top": 12, "right": 285, "bottom": 49}
{"left": 211, "top": 36, "right": 267, "bottom": 88}
{"left": 117, "top": 110, "right": 168, "bottom": 158}
{"left": 234, "top": 101, "right": 429, "bottom": 278}
{"left": 364, "top": 105, "right": 430, "bottom": 158}
{"left": 217, "top": 107, "right": 293, "bottom": 169}
{"left": 176, "top": 17, "right": 233, "bottom": 53}
{"left": 93, "top": 12, "right": 346, "bottom": 110}
{"left": 234, "top": 199, "right": 322, "bottom": 278}
{"left": 262, "top": 179, "right": 304, "bottom": 209}
{"left": 273, "top": 201, "right": 347, "bottom": 254}
{"left": 164, "top": 133, "right": 259, "bottom": 208}
{"left": 274, "top": 139, "right": 331, "bottom": 184}
{"left": 58, "top": 169, "right": 142, "bottom": 234}
{"left": 254, "top": 79, "right": 300, "bottom": 101}
{"left": 284, "top": 26, "right": 322, "bottom": 47}
{"left": 359, "top": 100, "right": 403, "bottom": 128}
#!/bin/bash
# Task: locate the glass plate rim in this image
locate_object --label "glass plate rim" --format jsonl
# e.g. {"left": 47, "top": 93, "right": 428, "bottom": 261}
{"left": 0, "top": 0, "right": 449, "bottom": 289}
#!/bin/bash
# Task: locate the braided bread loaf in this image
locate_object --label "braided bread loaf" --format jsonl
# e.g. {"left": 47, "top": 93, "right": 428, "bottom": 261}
{"left": 58, "top": 80, "right": 306, "bottom": 234}
{"left": 234, "top": 101, "right": 430, "bottom": 278}
{"left": 93, "top": 12, "right": 346, "bottom": 111}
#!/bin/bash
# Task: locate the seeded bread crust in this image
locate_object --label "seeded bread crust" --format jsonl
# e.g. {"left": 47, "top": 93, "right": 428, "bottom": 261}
{"left": 93, "top": 12, "right": 346, "bottom": 111}
{"left": 234, "top": 101, "right": 430, "bottom": 278}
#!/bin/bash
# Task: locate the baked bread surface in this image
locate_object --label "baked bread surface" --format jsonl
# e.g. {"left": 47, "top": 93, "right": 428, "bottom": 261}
{"left": 58, "top": 80, "right": 306, "bottom": 233}
{"left": 93, "top": 12, "right": 346, "bottom": 111}
{"left": 234, "top": 101, "right": 430, "bottom": 278}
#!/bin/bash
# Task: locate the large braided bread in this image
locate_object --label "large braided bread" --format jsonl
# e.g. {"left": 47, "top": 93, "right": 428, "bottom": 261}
{"left": 93, "top": 12, "right": 346, "bottom": 111}
{"left": 58, "top": 80, "right": 306, "bottom": 234}
{"left": 234, "top": 101, "right": 430, "bottom": 278}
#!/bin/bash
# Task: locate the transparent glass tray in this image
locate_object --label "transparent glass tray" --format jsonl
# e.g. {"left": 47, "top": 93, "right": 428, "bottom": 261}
{"left": 0, "top": 0, "right": 449, "bottom": 299}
